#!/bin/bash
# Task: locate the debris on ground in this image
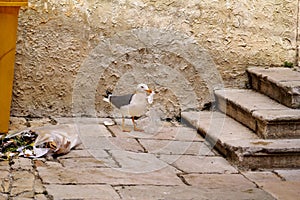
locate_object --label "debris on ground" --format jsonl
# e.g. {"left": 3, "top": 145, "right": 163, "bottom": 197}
{"left": 0, "top": 125, "right": 80, "bottom": 160}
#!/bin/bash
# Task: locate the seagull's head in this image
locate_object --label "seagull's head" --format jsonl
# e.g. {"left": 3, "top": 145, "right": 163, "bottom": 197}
{"left": 136, "top": 83, "right": 152, "bottom": 94}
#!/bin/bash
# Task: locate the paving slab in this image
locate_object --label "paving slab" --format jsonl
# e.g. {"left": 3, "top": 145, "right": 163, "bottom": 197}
{"left": 11, "top": 171, "right": 35, "bottom": 197}
{"left": 247, "top": 67, "right": 300, "bottom": 108}
{"left": 116, "top": 184, "right": 274, "bottom": 200}
{"left": 37, "top": 164, "right": 184, "bottom": 186}
{"left": 58, "top": 149, "right": 98, "bottom": 158}
{"left": 113, "top": 117, "right": 171, "bottom": 132}
{"left": 109, "top": 125, "right": 204, "bottom": 141}
{"left": 11, "top": 157, "right": 33, "bottom": 171}
{"left": 0, "top": 161, "right": 10, "bottom": 171}
{"left": 182, "top": 111, "right": 300, "bottom": 169}
{"left": 33, "top": 178, "right": 45, "bottom": 195}
{"left": 253, "top": 109, "right": 300, "bottom": 139}
{"left": 158, "top": 154, "right": 238, "bottom": 174}
{"left": 76, "top": 124, "right": 112, "bottom": 137}
{"left": 45, "top": 184, "right": 120, "bottom": 200}
{"left": 58, "top": 150, "right": 119, "bottom": 168}
{"left": 139, "top": 139, "right": 215, "bottom": 156}
{"left": 257, "top": 181, "right": 300, "bottom": 200}
{"left": 241, "top": 170, "right": 300, "bottom": 199}
{"left": 33, "top": 194, "right": 48, "bottom": 200}
{"left": 80, "top": 136, "right": 144, "bottom": 152}
{"left": 108, "top": 150, "right": 171, "bottom": 172}
{"left": 274, "top": 169, "right": 300, "bottom": 181}
{"left": 182, "top": 111, "right": 259, "bottom": 143}
{"left": 215, "top": 89, "right": 300, "bottom": 139}
{"left": 0, "top": 170, "right": 10, "bottom": 193}
{"left": 0, "top": 193, "right": 8, "bottom": 200}
{"left": 58, "top": 157, "right": 107, "bottom": 168}
{"left": 182, "top": 174, "right": 275, "bottom": 199}
{"left": 116, "top": 185, "right": 211, "bottom": 200}
{"left": 242, "top": 171, "right": 282, "bottom": 186}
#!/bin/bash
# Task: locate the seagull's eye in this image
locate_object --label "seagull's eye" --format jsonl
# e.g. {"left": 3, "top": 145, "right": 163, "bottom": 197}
{"left": 141, "top": 86, "right": 144, "bottom": 89}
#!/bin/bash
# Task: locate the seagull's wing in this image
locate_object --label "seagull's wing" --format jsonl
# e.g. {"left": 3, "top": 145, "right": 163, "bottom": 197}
{"left": 110, "top": 94, "right": 134, "bottom": 109}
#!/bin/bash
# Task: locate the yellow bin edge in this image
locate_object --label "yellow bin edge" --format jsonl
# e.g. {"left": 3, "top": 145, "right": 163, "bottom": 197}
{"left": 0, "top": 0, "right": 27, "bottom": 134}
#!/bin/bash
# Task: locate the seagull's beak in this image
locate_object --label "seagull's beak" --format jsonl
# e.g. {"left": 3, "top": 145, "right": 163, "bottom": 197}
{"left": 146, "top": 89, "right": 152, "bottom": 94}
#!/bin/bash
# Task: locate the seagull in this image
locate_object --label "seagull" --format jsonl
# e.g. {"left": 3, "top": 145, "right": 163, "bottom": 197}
{"left": 103, "top": 83, "right": 153, "bottom": 132}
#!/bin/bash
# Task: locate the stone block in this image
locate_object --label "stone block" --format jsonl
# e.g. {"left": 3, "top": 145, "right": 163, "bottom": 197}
{"left": 116, "top": 185, "right": 207, "bottom": 200}
{"left": 11, "top": 157, "right": 33, "bottom": 171}
{"left": 80, "top": 136, "right": 144, "bottom": 152}
{"left": 182, "top": 111, "right": 300, "bottom": 169}
{"left": 182, "top": 111, "right": 259, "bottom": 143}
{"left": 11, "top": 171, "right": 35, "bottom": 197}
{"left": 37, "top": 165, "right": 183, "bottom": 185}
{"left": 0, "top": 194, "right": 8, "bottom": 200}
{"left": 45, "top": 184, "right": 120, "bottom": 200}
{"left": 116, "top": 185, "right": 274, "bottom": 200}
{"left": 256, "top": 181, "right": 300, "bottom": 200}
{"left": 139, "top": 139, "right": 214, "bottom": 156}
{"left": 34, "top": 194, "right": 48, "bottom": 200}
{"left": 242, "top": 171, "right": 282, "bottom": 187}
{"left": 253, "top": 109, "right": 300, "bottom": 138}
{"left": 58, "top": 157, "right": 106, "bottom": 168}
{"left": 109, "top": 150, "right": 172, "bottom": 172}
{"left": 76, "top": 124, "right": 112, "bottom": 137}
{"left": 109, "top": 125, "right": 204, "bottom": 142}
{"left": 247, "top": 67, "right": 300, "bottom": 108}
{"left": 0, "top": 170, "right": 10, "bottom": 193}
{"left": 274, "top": 169, "right": 300, "bottom": 182}
{"left": 0, "top": 161, "right": 10, "bottom": 171}
{"left": 214, "top": 89, "right": 300, "bottom": 139}
{"left": 34, "top": 178, "right": 45, "bottom": 194}
{"left": 158, "top": 155, "right": 238, "bottom": 174}
{"left": 58, "top": 149, "right": 94, "bottom": 158}
{"left": 243, "top": 169, "right": 300, "bottom": 199}
{"left": 182, "top": 174, "right": 274, "bottom": 199}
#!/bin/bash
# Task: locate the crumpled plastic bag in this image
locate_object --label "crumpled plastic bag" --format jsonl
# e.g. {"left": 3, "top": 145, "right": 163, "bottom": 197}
{"left": 31, "top": 124, "right": 81, "bottom": 158}
{"left": 1, "top": 124, "right": 81, "bottom": 159}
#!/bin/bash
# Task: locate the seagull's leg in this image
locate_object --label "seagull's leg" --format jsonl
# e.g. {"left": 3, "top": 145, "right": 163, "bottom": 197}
{"left": 132, "top": 116, "right": 143, "bottom": 132}
{"left": 131, "top": 116, "right": 136, "bottom": 129}
{"left": 122, "top": 116, "right": 125, "bottom": 130}
{"left": 122, "top": 115, "right": 130, "bottom": 132}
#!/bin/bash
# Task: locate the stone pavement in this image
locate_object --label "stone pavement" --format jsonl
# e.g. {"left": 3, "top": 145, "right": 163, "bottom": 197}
{"left": 1, "top": 117, "right": 300, "bottom": 199}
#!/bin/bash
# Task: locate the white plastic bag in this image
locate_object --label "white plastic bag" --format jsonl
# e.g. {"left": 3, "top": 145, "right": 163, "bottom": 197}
{"left": 147, "top": 91, "right": 155, "bottom": 104}
{"left": 32, "top": 124, "right": 81, "bottom": 157}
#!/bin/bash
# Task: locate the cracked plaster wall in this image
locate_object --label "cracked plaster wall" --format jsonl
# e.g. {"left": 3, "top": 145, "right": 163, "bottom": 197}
{"left": 11, "top": 0, "right": 299, "bottom": 119}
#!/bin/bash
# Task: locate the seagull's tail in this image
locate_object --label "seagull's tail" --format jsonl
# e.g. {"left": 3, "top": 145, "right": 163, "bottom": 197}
{"left": 103, "top": 90, "right": 112, "bottom": 103}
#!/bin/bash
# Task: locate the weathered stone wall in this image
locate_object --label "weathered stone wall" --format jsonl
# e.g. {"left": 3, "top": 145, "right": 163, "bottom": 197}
{"left": 12, "top": 0, "right": 299, "bottom": 119}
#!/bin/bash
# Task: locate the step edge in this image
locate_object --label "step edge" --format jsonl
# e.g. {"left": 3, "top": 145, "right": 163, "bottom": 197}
{"left": 181, "top": 111, "right": 300, "bottom": 156}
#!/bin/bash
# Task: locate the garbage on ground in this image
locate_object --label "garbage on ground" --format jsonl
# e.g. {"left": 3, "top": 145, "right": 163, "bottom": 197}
{"left": 103, "top": 120, "right": 115, "bottom": 126}
{"left": 0, "top": 125, "right": 81, "bottom": 160}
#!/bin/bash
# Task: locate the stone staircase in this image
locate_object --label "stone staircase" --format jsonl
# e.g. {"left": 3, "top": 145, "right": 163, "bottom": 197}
{"left": 182, "top": 67, "right": 300, "bottom": 169}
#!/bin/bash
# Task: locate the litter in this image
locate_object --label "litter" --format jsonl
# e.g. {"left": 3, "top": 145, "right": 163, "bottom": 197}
{"left": 147, "top": 90, "right": 155, "bottom": 104}
{"left": 103, "top": 120, "right": 115, "bottom": 126}
{"left": 0, "top": 124, "right": 81, "bottom": 160}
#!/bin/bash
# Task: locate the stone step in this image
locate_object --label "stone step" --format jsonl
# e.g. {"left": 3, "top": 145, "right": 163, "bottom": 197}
{"left": 181, "top": 111, "right": 300, "bottom": 169}
{"left": 214, "top": 89, "right": 300, "bottom": 139}
{"left": 247, "top": 67, "right": 300, "bottom": 108}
